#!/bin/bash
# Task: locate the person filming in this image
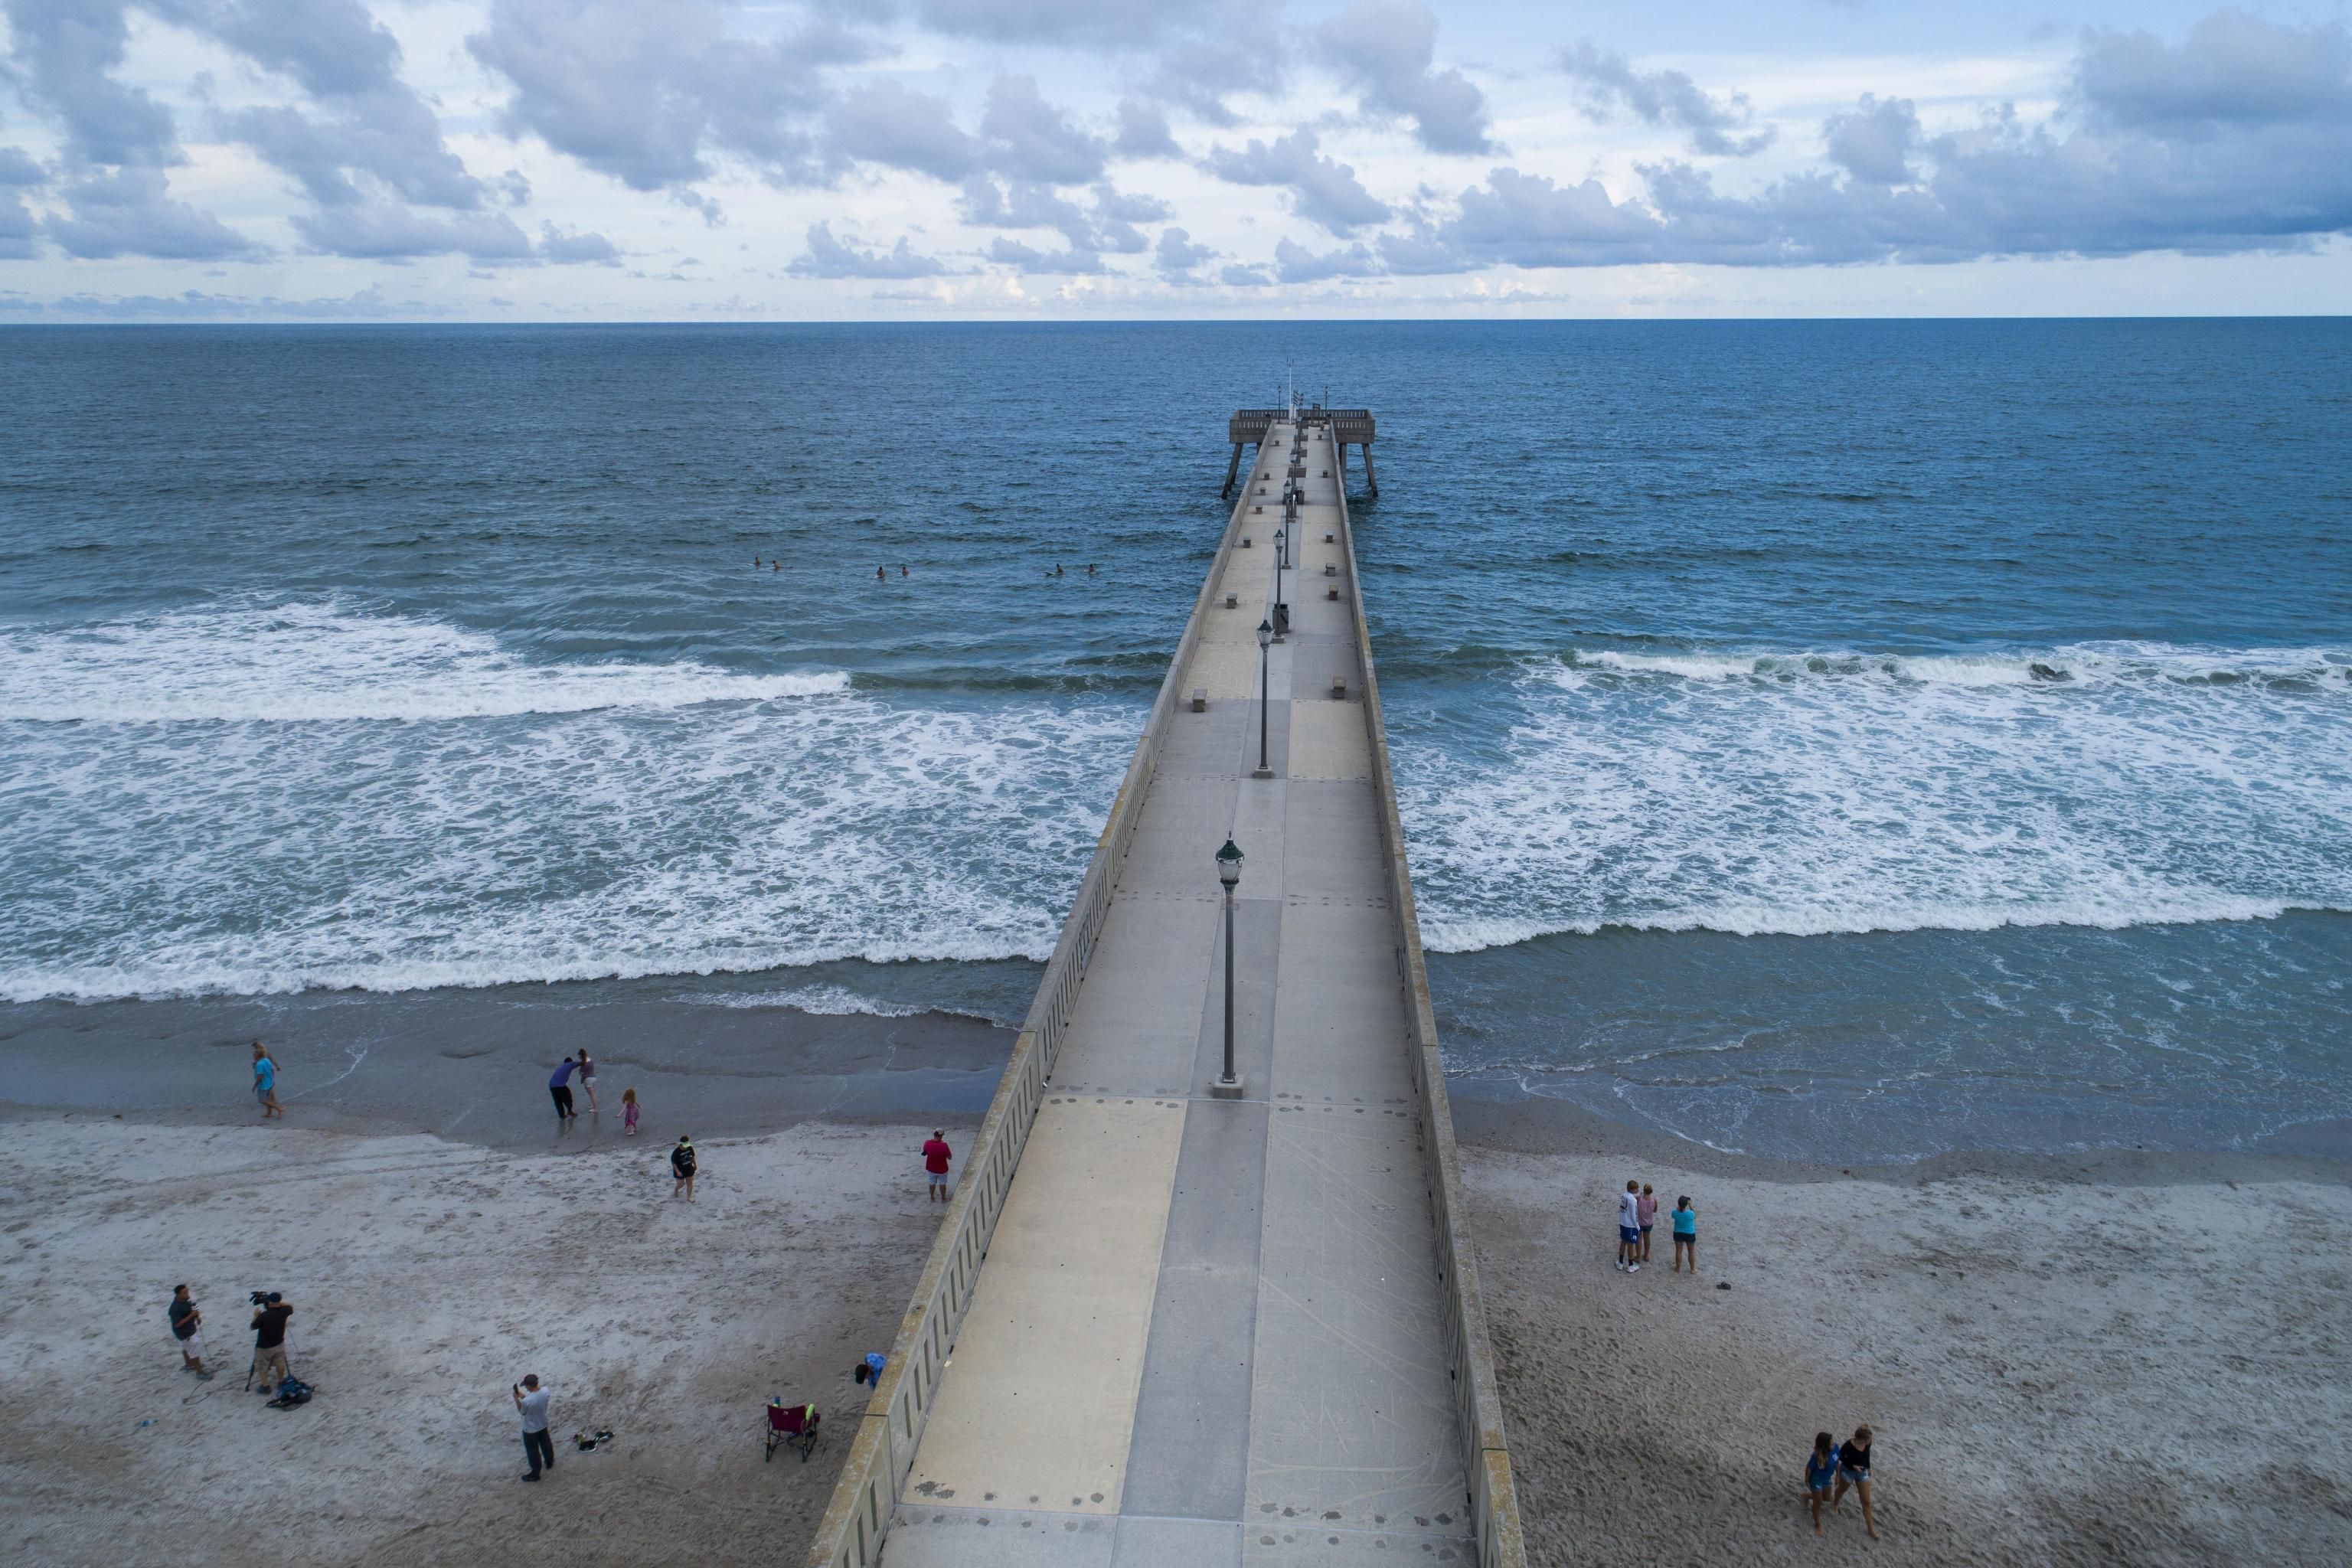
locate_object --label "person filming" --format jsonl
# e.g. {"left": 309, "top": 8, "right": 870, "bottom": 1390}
{"left": 249, "top": 1291, "right": 293, "bottom": 1393}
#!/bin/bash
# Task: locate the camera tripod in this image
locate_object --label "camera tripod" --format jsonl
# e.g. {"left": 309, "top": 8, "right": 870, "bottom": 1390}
{"left": 245, "top": 1325, "right": 297, "bottom": 1393}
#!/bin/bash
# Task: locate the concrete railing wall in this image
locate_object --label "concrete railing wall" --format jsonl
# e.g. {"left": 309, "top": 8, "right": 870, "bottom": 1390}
{"left": 1331, "top": 449, "right": 1529, "bottom": 1568}
{"left": 803, "top": 447, "right": 1263, "bottom": 1568}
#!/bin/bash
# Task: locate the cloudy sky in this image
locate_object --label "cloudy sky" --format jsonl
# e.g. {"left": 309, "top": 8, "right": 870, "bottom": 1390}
{"left": 1, "top": 0, "right": 2347, "bottom": 319}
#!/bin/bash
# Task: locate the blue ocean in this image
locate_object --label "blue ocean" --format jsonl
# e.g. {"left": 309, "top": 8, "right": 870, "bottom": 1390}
{"left": 3, "top": 320, "right": 2347, "bottom": 1162}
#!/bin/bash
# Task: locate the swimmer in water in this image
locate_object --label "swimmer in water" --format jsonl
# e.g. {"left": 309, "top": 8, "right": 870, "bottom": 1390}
{"left": 900, "top": 564, "right": 909, "bottom": 577}
{"left": 877, "top": 566, "right": 886, "bottom": 580}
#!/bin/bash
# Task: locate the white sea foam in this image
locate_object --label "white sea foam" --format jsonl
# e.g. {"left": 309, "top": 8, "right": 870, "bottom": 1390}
{"left": 681, "top": 985, "right": 929, "bottom": 1018}
{"left": 1565, "top": 642, "right": 2352, "bottom": 690}
{"left": 0, "top": 603, "right": 1139, "bottom": 1003}
{"left": 1402, "top": 642, "right": 2352, "bottom": 949}
{"left": 0, "top": 601, "right": 847, "bottom": 723}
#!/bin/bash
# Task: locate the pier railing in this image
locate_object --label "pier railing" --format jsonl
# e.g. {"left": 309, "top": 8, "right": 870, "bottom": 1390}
{"left": 803, "top": 440, "right": 1262, "bottom": 1568}
{"left": 1230, "top": 407, "right": 1376, "bottom": 446}
{"left": 1331, "top": 438, "right": 1527, "bottom": 1568}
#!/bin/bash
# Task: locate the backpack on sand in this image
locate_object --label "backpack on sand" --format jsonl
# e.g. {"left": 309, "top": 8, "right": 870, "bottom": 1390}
{"left": 266, "top": 1376, "right": 313, "bottom": 1409}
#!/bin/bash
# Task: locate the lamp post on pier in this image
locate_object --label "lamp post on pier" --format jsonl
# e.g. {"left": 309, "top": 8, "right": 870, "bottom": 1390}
{"left": 1253, "top": 617, "right": 1274, "bottom": 779}
{"left": 1211, "top": 838, "right": 1245, "bottom": 1097}
{"left": 1272, "top": 528, "right": 1286, "bottom": 641}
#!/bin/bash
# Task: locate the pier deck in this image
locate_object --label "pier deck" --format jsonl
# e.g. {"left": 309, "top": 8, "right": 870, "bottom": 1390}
{"left": 810, "top": 413, "right": 1521, "bottom": 1568}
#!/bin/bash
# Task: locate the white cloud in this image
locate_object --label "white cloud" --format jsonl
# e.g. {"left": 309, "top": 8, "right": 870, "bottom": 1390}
{"left": 788, "top": 220, "right": 947, "bottom": 277}
{"left": 0, "top": 4, "right": 2344, "bottom": 316}
{"left": 1559, "top": 38, "right": 1776, "bottom": 158}
{"left": 1319, "top": 0, "right": 1494, "bottom": 155}
{"left": 1204, "top": 127, "right": 1392, "bottom": 235}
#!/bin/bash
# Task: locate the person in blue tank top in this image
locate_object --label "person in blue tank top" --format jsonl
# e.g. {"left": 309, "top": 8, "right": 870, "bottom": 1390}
{"left": 251, "top": 1040, "right": 283, "bottom": 1120}
{"left": 1804, "top": 1431, "right": 1838, "bottom": 1535}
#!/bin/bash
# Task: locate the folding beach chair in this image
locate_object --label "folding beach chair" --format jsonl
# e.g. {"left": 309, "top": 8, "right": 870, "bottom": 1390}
{"left": 765, "top": 1398, "right": 819, "bottom": 1463}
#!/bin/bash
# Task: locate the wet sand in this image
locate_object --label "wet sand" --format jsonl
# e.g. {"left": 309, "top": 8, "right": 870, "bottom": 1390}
{"left": 0, "top": 979, "right": 1015, "bottom": 1149}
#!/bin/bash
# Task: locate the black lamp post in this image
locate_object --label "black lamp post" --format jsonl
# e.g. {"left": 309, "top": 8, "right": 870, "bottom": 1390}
{"left": 1253, "top": 617, "right": 1274, "bottom": 779}
{"left": 1213, "top": 838, "right": 1244, "bottom": 1096}
{"left": 1272, "top": 528, "right": 1286, "bottom": 640}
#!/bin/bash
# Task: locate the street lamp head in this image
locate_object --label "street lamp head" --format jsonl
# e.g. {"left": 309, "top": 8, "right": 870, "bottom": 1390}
{"left": 1256, "top": 618, "right": 1272, "bottom": 651}
{"left": 1215, "top": 838, "right": 1243, "bottom": 888}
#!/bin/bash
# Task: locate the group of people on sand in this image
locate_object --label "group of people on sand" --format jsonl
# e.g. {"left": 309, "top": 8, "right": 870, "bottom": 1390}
{"left": 1612, "top": 1179, "right": 1696, "bottom": 1274}
{"left": 1605, "top": 1178, "right": 1881, "bottom": 1537}
{"left": 1805, "top": 1425, "right": 1880, "bottom": 1537}
{"left": 544, "top": 1052, "right": 645, "bottom": 1136}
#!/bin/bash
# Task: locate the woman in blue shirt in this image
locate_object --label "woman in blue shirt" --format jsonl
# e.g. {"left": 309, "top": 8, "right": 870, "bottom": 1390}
{"left": 1804, "top": 1432, "right": 1838, "bottom": 1535}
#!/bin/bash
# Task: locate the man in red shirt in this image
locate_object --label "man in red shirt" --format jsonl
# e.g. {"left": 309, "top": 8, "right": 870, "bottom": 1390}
{"left": 922, "top": 1130, "right": 952, "bottom": 1203}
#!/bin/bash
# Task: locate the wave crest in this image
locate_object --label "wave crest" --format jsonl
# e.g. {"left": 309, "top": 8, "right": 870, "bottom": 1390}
{"left": 1398, "top": 639, "right": 2352, "bottom": 950}
{"left": 1558, "top": 641, "right": 2352, "bottom": 690}
{"left": 0, "top": 602, "right": 848, "bottom": 723}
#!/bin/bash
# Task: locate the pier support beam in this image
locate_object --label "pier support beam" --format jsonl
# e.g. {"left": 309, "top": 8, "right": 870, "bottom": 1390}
{"left": 1220, "top": 442, "right": 1245, "bottom": 498}
{"left": 1361, "top": 444, "right": 1377, "bottom": 498}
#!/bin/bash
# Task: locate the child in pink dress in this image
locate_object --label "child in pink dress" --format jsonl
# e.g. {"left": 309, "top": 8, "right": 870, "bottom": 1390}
{"left": 622, "top": 1087, "right": 640, "bottom": 1135}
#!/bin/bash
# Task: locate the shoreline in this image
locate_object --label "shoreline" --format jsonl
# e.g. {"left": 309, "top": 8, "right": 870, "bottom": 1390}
{"left": 11, "top": 977, "right": 2345, "bottom": 1177}
{"left": 0, "top": 978, "right": 1015, "bottom": 1155}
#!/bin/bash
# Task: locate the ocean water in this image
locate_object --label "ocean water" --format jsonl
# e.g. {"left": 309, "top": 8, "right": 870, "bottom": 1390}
{"left": 3, "top": 320, "right": 2347, "bottom": 1161}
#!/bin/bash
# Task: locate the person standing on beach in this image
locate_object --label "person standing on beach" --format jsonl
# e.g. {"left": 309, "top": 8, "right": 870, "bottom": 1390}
{"left": 576, "top": 1050, "right": 599, "bottom": 1115}
{"left": 249, "top": 1292, "right": 292, "bottom": 1393}
{"left": 1804, "top": 1432, "right": 1838, "bottom": 1535}
{"left": 1637, "top": 1183, "right": 1658, "bottom": 1263}
{"left": 922, "top": 1129, "right": 952, "bottom": 1203}
{"left": 252, "top": 1041, "right": 283, "bottom": 1119}
{"left": 168, "top": 1285, "right": 211, "bottom": 1379}
{"left": 1671, "top": 1195, "right": 1697, "bottom": 1273}
{"left": 548, "top": 1057, "right": 579, "bottom": 1125}
{"left": 671, "top": 1135, "right": 697, "bottom": 1200}
{"left": 514, "top": 1374, "right": 554, "bottom": 1481}
{"left": 1615, "top": 1180, "right": 1642, "bottom": 1273}
{"left": 621, "top": 1086, "right": 639, "bottom": 1136}
{"left": 1831, "top": 1424, "right": 1878, "bottom": 1539}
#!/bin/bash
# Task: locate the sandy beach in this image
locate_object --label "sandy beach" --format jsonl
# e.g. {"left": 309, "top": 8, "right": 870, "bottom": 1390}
{"left": 0, "top": 1112, "right": 962, "bottom": 1567}
{"left": 6, "top": 1085, "right": 2350, "bottom": 1566}
{"left": 1464, "top": 1106, "right": 2352, "bottom": 1567}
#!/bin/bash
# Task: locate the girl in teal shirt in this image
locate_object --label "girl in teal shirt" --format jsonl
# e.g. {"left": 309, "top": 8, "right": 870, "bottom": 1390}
{"left": 1670, "top": 1195, "right": 1697, "bottom": 1272}
{"left": 1805, "top": 1432, "right": 1838, "bottom": 1534}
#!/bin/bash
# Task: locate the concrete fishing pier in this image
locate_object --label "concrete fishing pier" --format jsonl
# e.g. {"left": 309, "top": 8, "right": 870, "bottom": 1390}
{"left": 808, "top": 405, "right": 1522, "bottom": 1568}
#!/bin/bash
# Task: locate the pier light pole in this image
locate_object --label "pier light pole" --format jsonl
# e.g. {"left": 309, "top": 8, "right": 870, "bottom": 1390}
{"left": 1253, "top": 618, "right": 1274, "bottom": 779}
{"left": 1272, "top": 528, "right": 1285, "bottom": 639}
{"left": 1212, "top": 838, "right": 1245, "bottom": 1097}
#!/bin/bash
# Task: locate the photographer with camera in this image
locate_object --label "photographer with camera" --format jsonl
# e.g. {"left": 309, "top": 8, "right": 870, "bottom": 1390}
{"left": 249, "top": 1290, "right": 293, "bottom": 1393}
